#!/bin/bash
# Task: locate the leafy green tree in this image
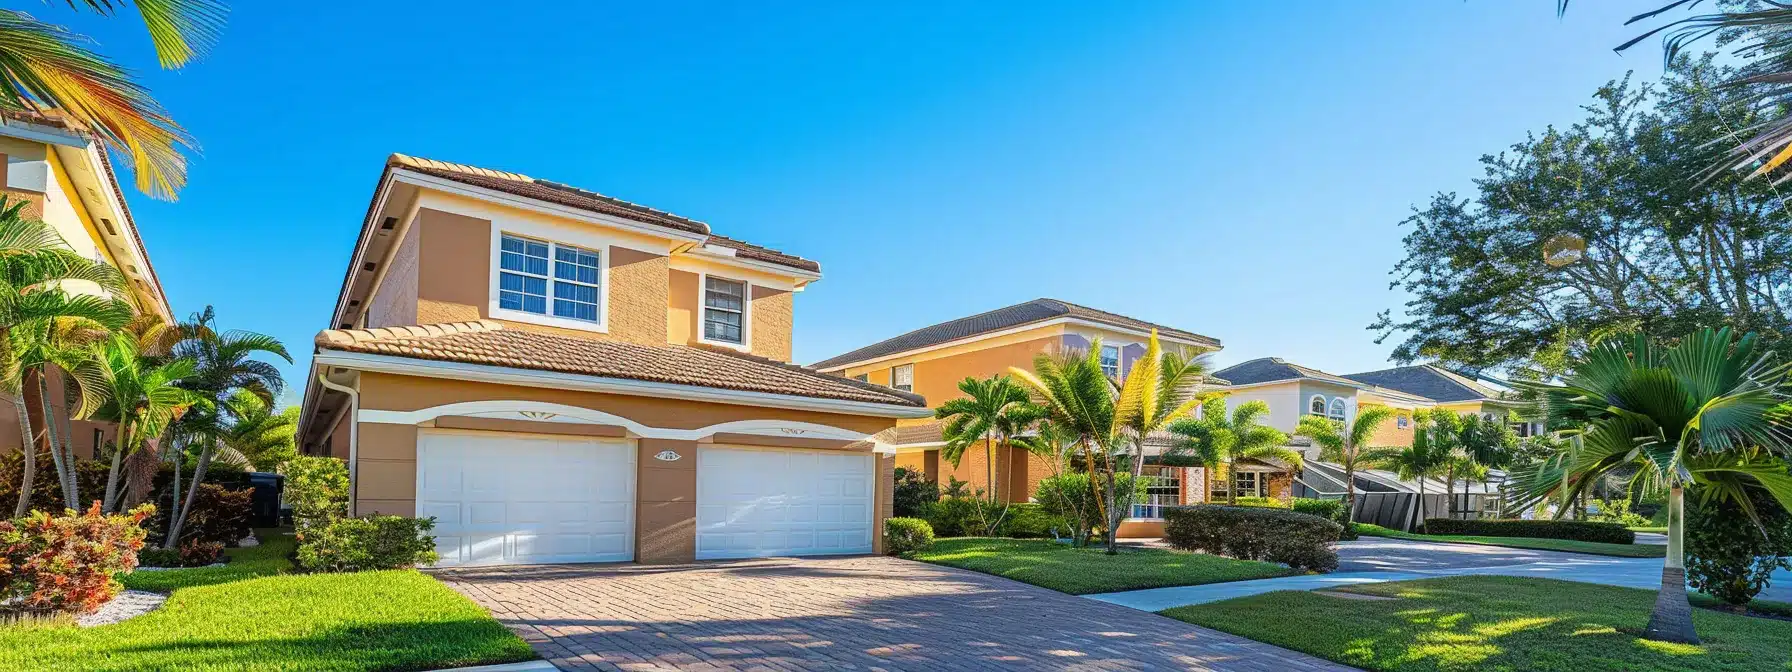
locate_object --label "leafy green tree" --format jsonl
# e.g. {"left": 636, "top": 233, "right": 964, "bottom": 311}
{"left": 0, "top": 1, "right": 226, "bottom": 199}
{"left": 1293, "top": 405, "right": 1395, "bottom": 519}
{"left": 935, "top": 375, "right": 1043, "bottom": 504}
{"left": 1372, "top": 59, "right": 1792, "bottom": 375}
{"left": 1169, "top": 398, "right": 1299, "bottom": 505}
{"left": 1507, "top": 328, "right": 1792, "bottom": 644}
{"left": 1011, "top": 340, "right": 1125, "bottom": 551}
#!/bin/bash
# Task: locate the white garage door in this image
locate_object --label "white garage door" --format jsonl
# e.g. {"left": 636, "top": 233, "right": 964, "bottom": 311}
{"left": 696, "top": 445, "right": 875, "bottom": 560}
{"left": 417, "top": 430, "right": 635, "bottom": 566}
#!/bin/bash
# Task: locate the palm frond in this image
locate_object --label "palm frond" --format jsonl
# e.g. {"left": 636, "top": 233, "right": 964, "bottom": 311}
{"left": 67, "top": 0, "right": 228, "bottom": 68}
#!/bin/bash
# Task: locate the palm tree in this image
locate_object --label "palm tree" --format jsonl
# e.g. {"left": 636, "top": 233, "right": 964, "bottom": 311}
{"left": 76, "top": 332, "right": 205, "bottom": 513}
{"left": 1010, "top": 340, "right": 1119, "bottom": 547}
{"left": 211, "top": 389, "right": 298, "bottom": 471}
{"left": 1294, "top": 405, "right": 1395, "bottom": 520}
{"left": 1507, "top": 328, "right": 1792, "bottom": 644}
{"left": 1365, "top": 416, "right": 1452, "bottom": 534}
{"left": 0, "top": 198, "right": 132, "bottom": 515}
{"left": 935, "top": 375, "right": 1043, "bottom": 504}
{"left": 0, "top": 1, "right": 225, "bottom": 199}
{"left": 1169, "top": 398, "right": 1301, "bottom": 505}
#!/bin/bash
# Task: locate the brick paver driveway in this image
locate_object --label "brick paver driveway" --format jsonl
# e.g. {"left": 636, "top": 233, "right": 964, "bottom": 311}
{"left": 434, "top": 555, "right": 1352, "bottom": 671}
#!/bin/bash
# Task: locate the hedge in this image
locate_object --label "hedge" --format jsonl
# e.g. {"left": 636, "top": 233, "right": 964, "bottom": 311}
{"left": 884, "top": 517, "right": 934, "bottom": 555}
{"left": 1422, "top": 518, "right": 1635, "bottom": 544}
{"left": 1165, "top": 505, "right": 1341, "bottom": 572}
{"left": 1291, "top": 498, "right": 1357, "bottom": 541}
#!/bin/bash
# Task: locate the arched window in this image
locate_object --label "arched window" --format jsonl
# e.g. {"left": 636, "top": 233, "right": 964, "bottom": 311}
{"left": 1328, "top": 398, "right": 1347, "bottom": 421}
{"left": 1309, "top": 395, "right": 1327, "bottom": 416}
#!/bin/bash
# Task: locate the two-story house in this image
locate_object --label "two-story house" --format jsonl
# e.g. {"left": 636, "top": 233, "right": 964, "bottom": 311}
{"left": 295, "top": 155, "right": 931, "bottom": 566}
{"left": 810, "top": 298, "right": 1222, "bottom": 511}
{"left": 0, "top": 110, "right": 173, "bottom": 461}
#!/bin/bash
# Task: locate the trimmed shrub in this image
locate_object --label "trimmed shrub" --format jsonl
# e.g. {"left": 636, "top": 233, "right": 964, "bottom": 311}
{"left": 0, "top": 450, "right": 111, "bottom": 514}
{"left": 1291, "top": 498, "right": 1357, "bottom": 541}
{"left": 139, "top": 540, "right": 224, "bottom": 568}
{"left": 1422, "top": 518, "right": 1634, "bottom": 544}
{"left": 1033, "top": 472, "right": 1141, "bottom": 544}
{"left": 1165, "top": 505, "right": 1341, "bottom": 572}
{"left": 1589, "top": 498, "right": 1651, "bottom": 527}
{"left": 0, "top": 503, "right": 152, "bottom": 615}
{"left": 296, "top": 515, "right": 438, "bottom": 572}
{"left": 1686, "top": 492, "right": 1792, "bottom": 607}
{"left": 919, "top": 496, "right": 999, "bottom": 537}
{"left": 1232, "top": 496, "right": 1289, "bottom": 509}
{"left": 892, "top": 467, "right": 939, "bottom": 518}
{"left": 998, "top": 503, "right": 1068, "bottom": 539}
{"left": 884, "top": 517, "right": 934, "bottom": 555}
{"left": 148, "top": 483, "right": 252, "bottom": 547}
{"left": 285, "top": 455, "right": 349, "bottom": 532}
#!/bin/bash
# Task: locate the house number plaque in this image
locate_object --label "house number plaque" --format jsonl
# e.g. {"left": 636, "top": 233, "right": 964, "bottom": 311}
{"left": 653, "top": 449, "right": 682, "bottom": 462}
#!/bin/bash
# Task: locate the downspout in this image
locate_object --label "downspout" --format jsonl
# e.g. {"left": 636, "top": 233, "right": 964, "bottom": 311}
{"left": 317, "top": 370, "right": 361, "bottom": 517}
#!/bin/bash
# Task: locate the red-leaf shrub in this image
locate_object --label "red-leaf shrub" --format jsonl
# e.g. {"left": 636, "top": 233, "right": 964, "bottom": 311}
{"left": 0, "top": 503, "right": 153, "bottom": 615}
{"left": 138, "top": 539, "right": 225, "bottom": 568}
{"left": 0, "top": 450, "right": 111, "bottom": 515}
{"left": 149, "top": 483, "right": 252, "bottom": 547}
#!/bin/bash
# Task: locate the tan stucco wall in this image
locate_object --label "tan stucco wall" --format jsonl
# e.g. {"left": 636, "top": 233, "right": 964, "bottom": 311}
{"left": 667, "top": 268, "right": 699, "bottom": 345}
{"left": 636, "top": 438, "right": 696, "bottom": 564}
{"left": 854, "top": 335, "right": 1061, "bottom": 412}
{"left": 608, "top": 247, "right": 670, "bottom": 345}
{"left": 356, "top": 422, "right": 418, "bottom": 516}
{"left": 366, "top": 217, "right": 420, "bottom": 328}
{"left": 415, "top": 207, "right": 489, "bottom": 325}
{"left": 750, "top": 286, "right": 792, "bottom": 362}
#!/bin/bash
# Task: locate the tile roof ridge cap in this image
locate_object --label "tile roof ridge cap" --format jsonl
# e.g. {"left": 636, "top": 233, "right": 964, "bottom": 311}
{"left": 387, "top": 153, "right": 533, "bottom": 183}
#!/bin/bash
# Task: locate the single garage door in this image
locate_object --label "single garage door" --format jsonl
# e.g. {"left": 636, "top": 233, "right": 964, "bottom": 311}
{"left": 417, "top": 430, "right": 635, "bottom": 566}
{"left": 696, "top": 445, "right": 875, "bottom": 560}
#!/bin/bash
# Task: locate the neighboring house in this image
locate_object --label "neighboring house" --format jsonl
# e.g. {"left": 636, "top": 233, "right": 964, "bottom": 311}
{"left": 1342, "top": 364, "right": 1544, "bottom": 438}
{"left": 295, "top": 155, "right": 931, "bottom": 566}
{"left": 0, "top": 110, "right": 173, "bottom": 461}
{"left": 810, "top": 298, "right": 1223, "bottom": 512}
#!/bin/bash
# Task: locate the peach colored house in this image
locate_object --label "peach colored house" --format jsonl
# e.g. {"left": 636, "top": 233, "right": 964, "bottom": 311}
{"left": 0, "top": 110, "right": 172, "bottom": 461}
{"left": 811, "top": 299, "right": 1223, "bottom": 531}
{"left": 296, "top": 155, "right": 931, "bottom": 566}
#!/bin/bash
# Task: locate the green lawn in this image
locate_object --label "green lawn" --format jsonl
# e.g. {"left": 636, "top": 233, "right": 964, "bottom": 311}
{"left": 1358, "top": 523, "right": 1666, "bottom": 558}
{"left": 906, "top": 537, "right": 1299, "bottom": 594}
{"left": 0, "top": 529, "right": 535, "bottom": 672}
{"left": 1165, "top": 575, "right": 1792, "bottom": 672}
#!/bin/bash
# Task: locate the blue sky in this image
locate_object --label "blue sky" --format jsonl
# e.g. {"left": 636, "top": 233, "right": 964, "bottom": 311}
{"left": 59, "top": 2, "right": 1668, "bottom": 405}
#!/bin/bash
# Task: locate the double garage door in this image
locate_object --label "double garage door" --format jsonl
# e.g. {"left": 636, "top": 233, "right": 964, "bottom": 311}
{"left": 418, "top": 430, "right": 873, "bottom": 566}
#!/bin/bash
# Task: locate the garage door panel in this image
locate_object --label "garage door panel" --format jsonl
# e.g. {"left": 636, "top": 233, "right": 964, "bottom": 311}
{"left": 421, "top": 431, "right": 635, "bottom": 566}
{"left": 696, "top": 445, "right": 874, "bottom": 560}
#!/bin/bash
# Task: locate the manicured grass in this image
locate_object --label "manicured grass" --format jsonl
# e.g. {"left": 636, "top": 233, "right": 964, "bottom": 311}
{"left": 906, "top": 537, "right": 1299, "bottom": 595}
{"left": 0, "top": 528, "right": 535, "bottom": 672}
{"left": 1630, "top": 526, "right": 1670, "bottom": 534}
{"left": 1357, "top": 523, "right": 1666, "bottom": 558}
{"left": 1165, "top": 575, "right": 1792, "bottom": 671}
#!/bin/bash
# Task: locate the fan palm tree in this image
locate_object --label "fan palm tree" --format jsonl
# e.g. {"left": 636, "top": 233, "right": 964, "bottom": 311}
{"left": 935, "top": 375, "right": 1043, "bottom": 504}
{"left": 1294, "top": 405, "right": 1395, "bottom": 519}
{"left": 1506, "top": 327, "right": 1792, "bottom": 644}
{"left": 0, "top": 198, "right": 132, "bottom": 515}
{"left": 76, "top": 331, "right": 204, "bottom": 513}
{"left": 0, "top": 1, "right": 226, "bottom": 199}
{"left": 1169, "top": 397, "right": 1300, "bottom": 505}
{"left": 1010, "top": 340, "right": 1120, "bottom": 546}
{"left": 1364, "top": 416, "right": 1452, "bottom": 534}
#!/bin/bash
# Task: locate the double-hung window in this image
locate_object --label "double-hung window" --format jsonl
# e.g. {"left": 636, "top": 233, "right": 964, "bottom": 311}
{"left": 499, "top": 234, "right": 601, "bottom": 323}
{"left": 892, "top": 364, "right": 914, "bottom": 392}
{"left": 703, "top": 277, "right": 747, "bottom": 344}
{"left": 1100, "top": 345, "right": 1121, "bottom": 378}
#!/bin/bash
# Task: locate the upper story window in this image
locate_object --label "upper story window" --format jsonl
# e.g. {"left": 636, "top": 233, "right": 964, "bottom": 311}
{"left": 1100, "top": 345, "right": 1121, "bottom": 378}
{"left": 1328, "top": 398, "right": 1347, "bottom": 421}
{"left": 1309, "top": 395, "right": 1328, "bottom": 416}
{"left": 1397, "top": 414, "right": 1411, "bottom": 429}
{"left": 702, "top": 276, "right": 747, "bottom": 345}
{"left": 853, "top": 373, "right": 869, "bottom": 383}
{"left": 892, "top": 364, "right": 914, "bottom": 392}
{"left": 499, "top": 234, "right": 600, "bottom": 322}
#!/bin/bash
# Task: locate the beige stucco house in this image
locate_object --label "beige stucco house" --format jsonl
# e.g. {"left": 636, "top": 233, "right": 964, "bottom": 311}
{"left": 296, "top": 155, "right": 931, "bottom": 566}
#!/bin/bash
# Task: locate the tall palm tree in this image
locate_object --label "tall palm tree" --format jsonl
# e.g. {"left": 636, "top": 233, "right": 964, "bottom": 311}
{"left": 1011, "top": 340, "right": 1119, "bottom": 546}
{"left": 935, "top": 375, "right": 1043, "bottom": 504}
{"left": 1294, "top": 405, "right": 1395, "bottom": 520}
{"left": 1169, "top": 397, "right": 1300, "bottom": 505}
{"left": 76, "top": 331, "right": 204, "bottom": 513}
{"left": 211, "top": 389, "right": 297, "bottom": 471}
{"left": 0, "top": 1, "right": 226, "bottom": 199}
{"left": 1507, "top": 328, "right": 1792, "bottom": 644}
{"left": 1365, "top": 416, "right": 1452, "bottom": 534}
{"left": 0, "top": 198, "right": 132, "bottom": 515}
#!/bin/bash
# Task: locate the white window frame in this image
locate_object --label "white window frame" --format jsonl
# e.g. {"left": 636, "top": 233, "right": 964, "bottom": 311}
{"left": 1328, "top": 398, "right": 1347, "bottom": 421}
{"left": 1397, "top": 414, "right": 1411, "bottom": 429}
{"left": 488, "top": 229, "right": 611, "bottom": 333}
{"left": 696, "top": 272, "right": 752, "bottom": 351}
{"left": 1308, "top": 395, "right": 1328, "bottom": 416}
{"left": 892, "top": 364, "right": 914, "bottom": 393}
{"left": 1100, "top": 344, "right": 1121, "bottom": 378}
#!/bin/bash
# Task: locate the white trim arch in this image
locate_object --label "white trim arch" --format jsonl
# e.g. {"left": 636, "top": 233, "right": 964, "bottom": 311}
{"left": 356, "top": 399, "right": 890, "bottom": 450}
{"left": 1328, "top": 398, "right": 1347, "bottom": 421}
{"left": 1308, "top": 394, "right": 1328, "bottom": 416}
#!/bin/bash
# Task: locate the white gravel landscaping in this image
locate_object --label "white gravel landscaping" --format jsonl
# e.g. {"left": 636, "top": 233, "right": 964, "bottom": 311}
{"left": 76, "top": 590, "right": 166, "bottom": 627}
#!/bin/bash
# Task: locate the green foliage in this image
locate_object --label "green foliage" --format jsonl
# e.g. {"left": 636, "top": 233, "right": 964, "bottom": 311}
{"left": 883, "top": 517, "right": 934, "bottom": 555}
{"left": 1686, "top": 491, "right": 1792, "bottom": 607}
{"left": 1034, "top": 472, "right": 1140, "bottom": 544}
{"left": 296, "top": 515, "right": 438, "bottom": 573}
{"left": 1357, "top": 522, "right": 1664, "bottom": 558}
{"left": 1422, "top": 518, "right": 1635, "bottom": 544}
{"left": 215, "top": 390, "right": 299, "bottom": 471}
{"left": 1166, "top": 399, "right": 1299, "bottom": 503}
{"left": 120, "top": 527, "right": 294, "bottom": 593}
{"left": 1291, "top": 497, "right": 1357, "bottom": 540}
{"left": 908, "top": 537, "right": 1296, "bottom": 595}
{"left": 999, "top": 503, "right": 1068, "bottom": 539}
{"left": 284, "top": 455, "right": 348, "bottom": 532}
{"left": 1165, "top": 505, "right": 1342, "bottom": 572}
{"left": 935, "top": 375, "right": 1043, "bottom": 504}
{"left": 1589, "top": 497, "right": 1651, "bottom": 527}
{"left": 138, "top": 539, "right": 223, "bottom": 568}
{"left": 0, "top": 503, "right": 152, "bottom": 615}
{"left": 918, "top": 496, "right": 1000, "bottom": 538}
{"left": 0, "top": 450, "right": 109, "bottom": 514}
{"left": 1232, "top": 496, "right": 1287, "bottom": 509}
{"left": 891, "top": 467, "right": 938, "bottom": 518}
{"left": 148, "top": 483, "right": 249, "bottom": 548}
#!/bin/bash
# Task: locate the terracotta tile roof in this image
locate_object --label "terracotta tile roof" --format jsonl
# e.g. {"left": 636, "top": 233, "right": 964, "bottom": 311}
{"left": 316, "top": 320, "right": 925, "bottom": 408}
{"left": 387, "top": 154, "right": 818, "bottom": 273}
{"left": 889, "top": 422, "right": 944, "bottom": 446}
{"left": 811, "top": 298, "right": 1220, "bottom": 370}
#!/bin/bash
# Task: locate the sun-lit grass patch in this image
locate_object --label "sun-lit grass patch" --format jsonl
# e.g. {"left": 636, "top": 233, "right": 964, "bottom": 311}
{"left": 1356, "top": 524, "right": 1665, "bottom": 558}
{"left": 905, "top": 537, "right": 1299, "bottom": 594}
{"left": 1164, "top": 575, "right": 1792, "bottom": 671}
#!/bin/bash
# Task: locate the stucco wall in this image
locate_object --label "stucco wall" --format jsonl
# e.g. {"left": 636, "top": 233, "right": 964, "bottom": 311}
{"left": 366, "top": 216, "right": 420, "bottom": 328}
{"left": 606, "top": 247, "right": 670, "bottom": 345}
{"left": 750, "top": 286, "right": 792, "bottom": 362}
